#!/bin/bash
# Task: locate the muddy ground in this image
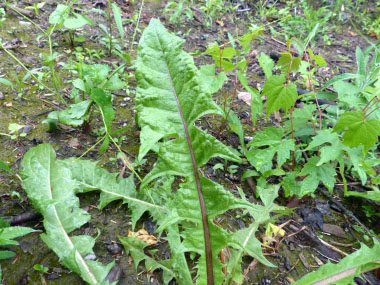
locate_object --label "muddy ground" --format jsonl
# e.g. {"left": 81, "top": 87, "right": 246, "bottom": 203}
{"left": 0, "top": 0, "right": 379, "bottom": 284}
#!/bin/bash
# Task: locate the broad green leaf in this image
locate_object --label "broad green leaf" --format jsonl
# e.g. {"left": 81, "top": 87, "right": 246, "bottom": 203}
{"left": 0, "top": 160, "right": 12, "bottom": 174}
{"left": 258, "top": 52, "right": 274, "bottom": 79}
{"left": 0, "top": 226, "right": 39, "bottom": 240}
{"left": 356, "top": 46, "right": 368, "bottom": 78}
{"left": 298, "top": 156, "right": 336, "bottom": 195}
{"left": 103, "top": 74, "right": 124, "bottom": 91}
{"left": 59, "top": 158, "right": 160, "bottom": 229}
{"left": 199, "top": 64, "right": 228, "bottom": 94}
{"left": 142, "top": 127, "right": 241, "bottom": 187}
{"left": 49, "top": 4, "right": 69, "bottom": 25}
{"left": 0, "top": 251, "right": 15, "bottom": 260}
{"left": 262, "top": 75, "right": 297, "bottom": 115}
{"left": 111, "top": 3, "right": 124, "bottom": 47}
{"left": 277, "top": 52, "right": 301, "bottom": 74}
{"left": 0, "top": 78, "right": 14, "bottom": 88}
{"left": 56, "top": 100, "right": 92, "bottom": 126}
{"left": 135, "top": 18, "right": 239, "bottom": 163}
{"left": 135, "top": 19, "right": 245, "bottom": 283}
{"left": 346, "top": 146, "right": 368, "bottom": 185}
{"left": 246, "top": 127, "right": 294, "bottom": 172}
{"left": 333, "top": 110, "right": 380, "bottom": 152}
{"left": 284, "top": 104, "right": 316, "bottom": 136}
{"left": 64, "top": 13, "right": 93, "bottom": 30}
{"left": 333, "top": 81, "right": 364, "bottom": 106}
{"left": 21, "top": 144, "right": 114, "bottom": 285}
{"left": 345, "top": 189, "right": 380, "bottom": 203}
{"left": 294, "top": 241, "right": 380, "bottom": 285}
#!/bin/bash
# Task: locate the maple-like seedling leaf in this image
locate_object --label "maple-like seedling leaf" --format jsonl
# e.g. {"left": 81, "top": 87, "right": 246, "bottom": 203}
{"left": 246, "top": 127, "right": 294, "bottom": 173}
{"left": 333, "top": 110, "right": 380, "bottom": 152}
{"left": 262, "top": 75, "right": 298, "bottom": 115}
{"left": 298, "top": 156, "right": 336, "bottom": 195}
{"left": 277, "top": 52, "right": 301, "bottom": 75}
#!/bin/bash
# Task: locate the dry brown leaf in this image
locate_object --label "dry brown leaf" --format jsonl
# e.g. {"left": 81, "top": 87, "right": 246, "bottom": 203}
{"left": 128, "top": 229, "right": 157, "bottom": 245}
{"left": 216, "top": 20, "right": 224, "bottom": 27}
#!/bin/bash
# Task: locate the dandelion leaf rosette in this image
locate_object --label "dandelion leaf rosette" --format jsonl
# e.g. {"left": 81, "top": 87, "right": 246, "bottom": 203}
{"left": 21, "top": 144, "right": 114, "bottom": 285}
{"left": 134, "top": 19, "right": 255, "bottom": 283}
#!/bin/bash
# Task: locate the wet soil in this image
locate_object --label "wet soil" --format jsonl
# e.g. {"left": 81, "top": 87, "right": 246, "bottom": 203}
{"left": 0, "top": 0, "right": 379, "bottom": 284}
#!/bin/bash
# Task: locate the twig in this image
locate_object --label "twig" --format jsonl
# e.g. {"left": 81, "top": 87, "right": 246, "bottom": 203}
{"left": 0, "top": 3, "right": 34, "bottom": 18}
{"left": 319, "top": 239, "right": 348, "bottom": 257}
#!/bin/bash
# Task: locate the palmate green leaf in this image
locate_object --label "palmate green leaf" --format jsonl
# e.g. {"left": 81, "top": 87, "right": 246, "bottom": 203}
{"left": 199, "top": 64, "right": 228, "bottom": 94}
{"left": 305, "top": 129, "right": 344, "bottom": 166}
{"left": 262, "top": 75, "right": 298, "bottom": 115}
{"left": 119, "top": 236, "right": 175, "bottom": 284}
{"left": 59, "top": 158, "right": 163, "bottom": 229}
{"left": 294, "top": 240, "right": 380, "bottom": 285}
{"left": 277, "top": 52, "right": 301, "bottom": 75}
{"left": 333, "top": 110, "right": 380, "bottom": 152}
{"left": 246, "top": 127, "right": 294, "bottom": 173}
{"left": 298, "top": 156, "right": 336, "bottom": 195}
{"left": 21, "top": 144, "right": 114, "bottom": 285}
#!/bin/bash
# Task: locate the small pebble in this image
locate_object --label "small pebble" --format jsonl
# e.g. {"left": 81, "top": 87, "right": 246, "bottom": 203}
{"left": 0, "top": 91, "right": 4, "bottom": 100}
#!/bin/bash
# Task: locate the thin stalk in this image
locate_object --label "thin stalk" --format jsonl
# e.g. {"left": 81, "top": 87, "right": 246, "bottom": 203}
{"left": 364, "top": 105, "right": 380, "bottom": 119}
{"left": 217, "top": 72, "right": 239, "bottom": 138}
{"left": 362, "top": 96, "right": 377, "bottom": 113}
{"left": 0, "top": 42, "right": 53, "bottom": 93}
{"left": 289, "top": 107, "right": 295, "bottom": 171}
{"left": 129, "top": 0, "right": 144, "bottom": 55}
